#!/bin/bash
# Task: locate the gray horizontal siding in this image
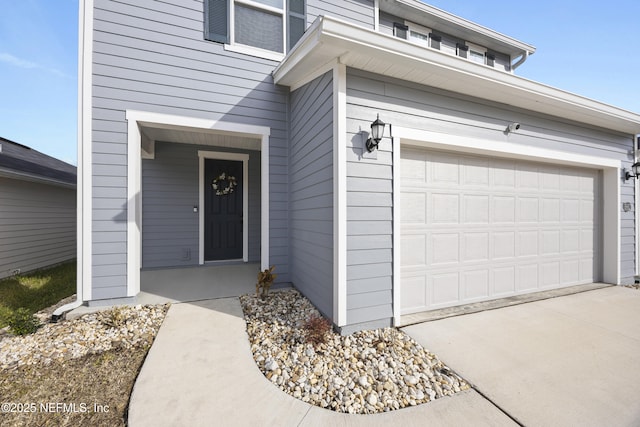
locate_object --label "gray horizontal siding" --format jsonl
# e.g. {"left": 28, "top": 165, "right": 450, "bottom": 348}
{"left": 289, "top": 70, "right": 334, "bottom": 320}
{"left": 346, "top": 68, "right": 636, "bottom": 317}
{"left": 90, "top": 0, "right": 290, "bottom": 299}
{"left": 142, "top": 142, "right": 261, "bottom": 268}
{"left": 308, "top": 0, "right": 374, "bottom": 29}
{"left": 0, "top": 178, "right": 75, "bottom": 279}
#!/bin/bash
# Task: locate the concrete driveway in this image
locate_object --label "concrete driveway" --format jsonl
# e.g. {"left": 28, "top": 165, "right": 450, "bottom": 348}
{"left": 402, "top": 286, "right": 640, "bottom": 427}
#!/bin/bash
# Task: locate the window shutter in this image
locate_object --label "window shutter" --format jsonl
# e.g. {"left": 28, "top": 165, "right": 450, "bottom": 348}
{"left": 457, "top": 43, "right": 468, "bottom": 58}
{"left": 429, "top": 33, "right": 441, "bottom": 50}
{"left": 394, "top": 22, "right": 408, "bottom": 39}
{"left": 288, "top": 0, "right": 306, "bottom": 50}
{"left": 205, "top": 0, "right": 229, "bottom": 43}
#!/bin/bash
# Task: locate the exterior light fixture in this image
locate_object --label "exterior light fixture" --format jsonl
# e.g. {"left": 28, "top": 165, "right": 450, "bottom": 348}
{"left": 366, "top": 114, "right": 387, "bottom": 152}
{"left": 506, "top": 122, "right": 520, "bottom": 133}
{"left": 624, "top": 162, "right": 640, "bottom": 181}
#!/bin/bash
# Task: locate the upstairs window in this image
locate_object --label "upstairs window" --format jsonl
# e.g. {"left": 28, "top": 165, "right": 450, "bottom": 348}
{"left": 205, "top": 0, "right": 306, "bottom": 60}
{"left": 467, "top": 42, "right": 487, "bottom": 65}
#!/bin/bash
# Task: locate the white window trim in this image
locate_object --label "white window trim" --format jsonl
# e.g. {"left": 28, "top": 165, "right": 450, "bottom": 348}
{"left": 467, "top": 41, "right": 487, "bottom": 65}
{"left": 225, "top": 0, "right": 287, "bottom": 61}
{"left": 406, "top": 21, "right": 432, "bottom": 49}
{"left": 224, "top": 43, "right": 285, "bottom": 61}
{"left": 198, "top": 151, "right": 250, "bottom": 265}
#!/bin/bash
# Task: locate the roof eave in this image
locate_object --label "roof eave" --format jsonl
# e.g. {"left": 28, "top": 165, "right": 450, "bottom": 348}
{"left": 386, "top": 0, "right": 536, "bottom": 57}
{"left": 0, "top": 168, "right": 77, "bottom": 189}
{"left": 274, "top": 16, "right": 640, "bottom": 136}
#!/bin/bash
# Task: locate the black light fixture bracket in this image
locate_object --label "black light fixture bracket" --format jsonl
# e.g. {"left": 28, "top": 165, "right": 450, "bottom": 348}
{"left": 366, "top": 114, "right": 387, "bottom": 152}
{"left": 625, "top": 161, "right": 640, "bottom": 181}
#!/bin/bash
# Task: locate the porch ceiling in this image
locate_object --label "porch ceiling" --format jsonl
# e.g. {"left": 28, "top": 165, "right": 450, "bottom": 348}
{"left": 273, "top": 16, "right": 640, "bottom": 135}
{"left": 140, "top": 125, "right": 261, "bottom": 151}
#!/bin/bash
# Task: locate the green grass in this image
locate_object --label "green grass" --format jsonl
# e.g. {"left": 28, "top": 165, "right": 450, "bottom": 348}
{"left": 0, "top": 260, "right": 76, "bottom": 328}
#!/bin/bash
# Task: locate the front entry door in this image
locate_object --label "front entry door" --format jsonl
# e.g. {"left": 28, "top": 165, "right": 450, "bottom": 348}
{"left": 204, "top": 159, "right": 243, "bottom": 261}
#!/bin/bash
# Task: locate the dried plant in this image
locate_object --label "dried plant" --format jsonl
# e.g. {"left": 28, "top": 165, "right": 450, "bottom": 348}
{"left": 256, "top": 265, "right": 277, "bottom": 300}
{"left": 303, "top": 315, "right": 332, "bottom": 347}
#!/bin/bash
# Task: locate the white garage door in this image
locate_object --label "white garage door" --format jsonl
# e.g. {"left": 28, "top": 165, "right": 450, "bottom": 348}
{"left": 400, "top": 147, "right": 601, "bottom": 314}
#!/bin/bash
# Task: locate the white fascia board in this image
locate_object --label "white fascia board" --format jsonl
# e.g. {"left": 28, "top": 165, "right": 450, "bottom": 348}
{"left": 274, "top": 16, "right": 640, "bottom": 135}
{"left": 0, "top": 169, "right": 76, "bottom": 189}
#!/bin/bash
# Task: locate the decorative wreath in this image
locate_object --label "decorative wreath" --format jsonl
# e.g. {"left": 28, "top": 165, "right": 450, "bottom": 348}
{"left": 212, "top": 172, "right": 238, "bottom": 196}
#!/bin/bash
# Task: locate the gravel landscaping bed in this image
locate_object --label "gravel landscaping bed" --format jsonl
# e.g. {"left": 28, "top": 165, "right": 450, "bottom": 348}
{"left": 0, "top": 303, "right": 169, "bottom": 426}
{"left": 0, "top": 304, "right": 169, "bottom": 370}
{"left": 240, "top": 289, "right": 470, "bottom": 414}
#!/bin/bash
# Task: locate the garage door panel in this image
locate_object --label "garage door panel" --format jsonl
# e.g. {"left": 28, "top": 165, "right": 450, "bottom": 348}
{"left": 561, "top": 229, "right": 580, "bottom": 253}
{"left": 541, "top": 230, "right": 560, "bottom": 255}
{"left": 493, "top": 232, "right": 515, "bottom": 259}
{"left": 541, "top": 167, "right": 561, "bottom": 191}
{"left": 431, "top": 272, "right": 459, "bottom": 306}
{"left": 401, "top": 148, "right": 601, "bottom": 314}
{"left": 518, "top": 231, "right": 539, "bottom": 257}
{"left": 401, "top": 234, "right": 426, "bottom": 266}
{"left": 516, "top": 164, "right": 539, "bottom": 189}
{"left": 542, "top": 198, "right": 561, "bottom": 222}
{"left": 401, "top": 191, "right": 426, "bottom": 223}
{"left": 463, "top": 232, "right": 489, "bottom": 262}
{"left": 462, "top": 157, "right": 489, "bottom": 186}
{"left": 492, "top": 161, "right": 516, "bottom": 187}
{"left": 463, "top": 195, "right": 489, "bottom": 223}
{"left": 401, "top": 275, "right": 427, "bottom": 313}
{"left": 494, "top": 267, "right": 516, "bottom": 295}
{"left": 518, "top": 198, "right": 539, "bottom": 222}
{"left": 493, "top": 196, "right": 516, "bottom": 223}
{"left": 432, "top": 193, "right": 459, "bottom": 223}
{"left": 431, "top": 153, "right": 459, "bottom": 184}
{"left": 431, "top": 233, "right": 459, "bottom": 265}
{"left": 561, "top": 260, "right": 581, "bottom": 283}
{"left": 463, "top": 269, "right": 489, "bottom": 300}
{"left": 517, "top": 264, "right": 539, "bottom": 291}
{"left": 541, "top": 262, "right": 561, "bottom": 287}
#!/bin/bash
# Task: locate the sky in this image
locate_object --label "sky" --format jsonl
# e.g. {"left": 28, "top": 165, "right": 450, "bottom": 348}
{"left": 0, "top": 0, "right": 639, "bottom": 165}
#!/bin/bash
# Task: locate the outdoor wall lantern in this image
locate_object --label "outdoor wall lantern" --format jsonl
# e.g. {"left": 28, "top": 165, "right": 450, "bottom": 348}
{"left": 365, "top": 114, "right": 387, "bottom": 152}
{"left": 624, "top": 162, "right": 640, "bottom": 181}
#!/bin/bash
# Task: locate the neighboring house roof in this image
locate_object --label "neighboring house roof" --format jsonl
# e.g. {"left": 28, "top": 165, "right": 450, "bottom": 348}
{"left": 274, "top": 16, "right": 640, "bottom": 136}
{"left": 0, "top": 136, "right": 76, "bottom": 188}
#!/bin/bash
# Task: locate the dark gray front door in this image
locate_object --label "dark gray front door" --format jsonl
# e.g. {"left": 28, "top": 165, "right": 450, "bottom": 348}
{"left": 204, "top": 159, "right": 243, "bottom": 261}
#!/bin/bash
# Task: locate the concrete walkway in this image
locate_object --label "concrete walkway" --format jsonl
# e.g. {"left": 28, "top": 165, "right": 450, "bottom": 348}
{"left": 128, "top": 298, "right": 514, "bottom": 426}
{"left": 403, "top": 286, "right": 640, "bottom": 426}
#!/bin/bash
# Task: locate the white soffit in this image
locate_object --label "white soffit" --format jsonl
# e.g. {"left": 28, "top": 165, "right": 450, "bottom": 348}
{"left": 274, "top": 16, "right": 640, "bottom": 135}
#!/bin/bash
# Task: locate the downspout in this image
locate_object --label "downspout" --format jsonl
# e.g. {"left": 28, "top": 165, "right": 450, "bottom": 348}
{"left": 511, "top": 51, "right": 529, "bottom": 72}
{"left": 52, "top": 0, "right": 88, "bottom": 321}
